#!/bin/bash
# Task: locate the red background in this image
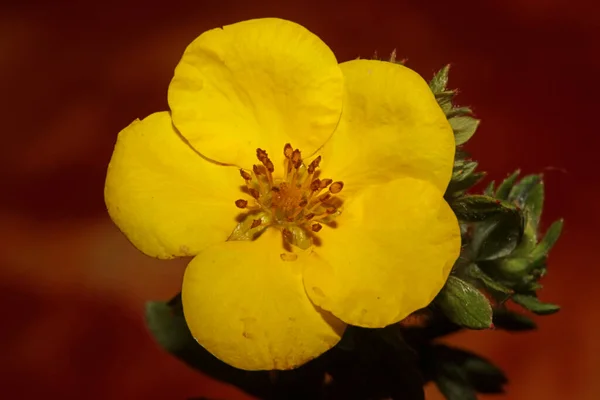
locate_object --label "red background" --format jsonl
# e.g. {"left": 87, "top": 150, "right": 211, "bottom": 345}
{"left": 1, "top": 0, "right": 598, "bottom": 399}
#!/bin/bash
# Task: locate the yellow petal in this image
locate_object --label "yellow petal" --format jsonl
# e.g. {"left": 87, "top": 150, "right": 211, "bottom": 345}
{"left": 168, "top": 18, "right": 344, "bottom": 169}
{"left": 182, "top": 228, "right": 346, "bottom": 371}
{"left": 320, "top": 60, "right": 455, "bottom": 197}
{"left": 105, "top": 111, "right": 243, "bottom": 259}
{"left": 303, "top": 177, "right": 460, "bottom": 328}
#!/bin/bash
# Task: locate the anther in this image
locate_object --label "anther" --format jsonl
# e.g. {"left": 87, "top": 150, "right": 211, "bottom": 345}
{"left": 319, "top": 193, "right": 332, "bottom": 203}
{"left": 264, "top": 158, "right": 275, "bottom": 173}
{"left": 310, "top": 179, "right": 321, "bottom": 191}
{"left": 248, "top": 188, "right": 260, "bottom": 199}
{"left": 256, "top": 148, "right": 268, "bottom": 162}
{"left": 311, "top": 223, "right": 323, "bottom": 232}
{"left": 251, "top": 219, "right": 262, "bottom": 229}
{"left": 253, "top": 164, "right": 262, "bottom": 176}
{"left": 240, "top": 169, "right": 252, "bottom": 181}
{"left": 307, "top": 156, "right": 322, "bottom": 174}
{"left": 284, "top": 143, "right": 293, "bottom": 159}
{"left": 329, "top": 181, "right": 344, "bottom": 194}
{"left": 298, "top": 199, "right": 308, "bottom": 208}
{"left": 320, "top": 179, "right": 333, "bottom": 189}
{"left": 282, "top": 228, "right": 293, "bottom": 243}
{"left": 291, "top": 149, "right": 302, "bottom": 169}
{"left": 326, "top": 206, "right": 337, "bottom": 214}
{"left": 235, "top": 199, "right": 248, "bottom": 209}
{"left": 305, "top": 213, "right": 315, "bottom": 220}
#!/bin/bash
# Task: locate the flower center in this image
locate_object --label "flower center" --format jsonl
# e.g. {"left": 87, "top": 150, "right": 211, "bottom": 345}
{"left": 234, "top": 144, "right": 344, "bottom": 250}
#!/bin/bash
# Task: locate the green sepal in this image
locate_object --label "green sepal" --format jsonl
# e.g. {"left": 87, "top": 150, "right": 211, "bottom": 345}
{"left": 492, "top": 309, "right": 537, "bottom": 331}
{"left": 435, "top": 276, "right": 493, "bottom": 329}
{"left": 227, "top": 211, "right": 270, "bottom": 241}
{"left": 512, "top": 294, "right": 560, "bottom": 315}
{"left": 449, "top": 116, "right": 481, "bottom": 146}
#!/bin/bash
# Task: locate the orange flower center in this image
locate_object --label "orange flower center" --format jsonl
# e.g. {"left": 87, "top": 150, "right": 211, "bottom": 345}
{"left": 234, "top": 144, "right": 344, "bottom": 250}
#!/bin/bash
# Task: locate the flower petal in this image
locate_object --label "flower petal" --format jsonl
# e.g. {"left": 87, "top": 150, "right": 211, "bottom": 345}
{"left": 168, "top": 18, "right": 344, "bottom": 169}
{"left": 182, "top": 228, "right": 346, "bottom": 371}
{"left": 105, "top": 111, "right": 243, "bottom": 259}
{"left": 303, "top": 177, "right": 460, "bottom": 328}
{"left": 320, "top": 60, "right": 455, "bottom": 196}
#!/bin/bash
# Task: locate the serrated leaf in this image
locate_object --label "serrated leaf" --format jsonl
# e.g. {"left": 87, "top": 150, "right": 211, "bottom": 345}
{"left": 430, "top": 65, "right": 450, "bottom": 94}
{"left": 529, "top": 219, "right": 564, "bottom": 263}
{"left": 512, "top": 294, "right": 560, "bottom": 315}
{"left": 467, "top": 264, "right": 513, "bottom": 294}
{"left": 436, "top": 276, "right": 493, "bottom": 329}
{"left": 451, "top": 195, "right": 520, "bottom": 222}
{"left": 495, "top": 170, "right": 520, "bottom": 200}
{"left": 508, "top": 175, "right": 542, "bottom": 206}
{"left": 449, "top": 116, "right": 480, "bottom": 145}
{"left": 492, "top": 309, "right": 537, "bottom": 331}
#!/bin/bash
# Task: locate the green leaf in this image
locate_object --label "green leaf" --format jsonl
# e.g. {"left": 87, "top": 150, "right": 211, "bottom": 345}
{"left": 449, "top": 116, "right": 480, "bottom": 145}
{"left": 446, "top": 172, "right": 486, "bottom": 196}
{"left": 483, "top": 181, "right": 495, "bottom": 197}
{"left": 525, "top": 180, "right": 545, "bottom": 228}
{"left": 512, "top": 294, "right": 560, "bottom": 315}
{"left": 492, "top": 309, "right": 537, "bottom": 331}
{"left": 495, "top": 170, "right": 520, "bottom": 200}
{"left": 428, "top": 345, "right": 507, "bottom": 397}
{"left": 467, "top": 263, "right": 513, "bottom": 294}
{"left": 435, "top": 90, "right": 456, "bottom": 112}
{"left": 451, "top": 195, "right": 520, "bottom": 222}
{"left": 435, "top": 375, "right": 478, "bottom": 400}
{"left": 145, "top": 295, "right": 276, "bottom": 399}
{"left": 429, "top": 64, "right": 450, "bottom": 94}
{"left": 446, "top": 106, "right": 474, "bottom": 119}
{"left": 472, "top": 214, "right": 524, "bottom": 260}
{"left": 436, "top": 276, "right": 493, "bottom": 329}
{"left": 508, "top": 174, "right": 542, "bottom": 206}
{"left": 529, "top": 219, "right": 564, "bottom": 263}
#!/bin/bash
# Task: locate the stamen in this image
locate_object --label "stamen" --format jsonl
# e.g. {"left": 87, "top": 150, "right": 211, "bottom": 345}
{"left": 284, "top": 143, "right": 293, "bottom": 159}
{"left": 320, "top": 179, "right": 333, "bottom": 189}
{"left": 233, "top": 143, "right": 344, "bottom": 250}
{"left": 329, "top": 181, "right": 344, "bottom": 194}
{"left": 239, "top": 169, "right": 252, "bottom": 181}
{"left": 248, "top": 188, "right": 260, "bottom": 199}
{"left": 282, "top": 228, "right": 293, "bottom": 243}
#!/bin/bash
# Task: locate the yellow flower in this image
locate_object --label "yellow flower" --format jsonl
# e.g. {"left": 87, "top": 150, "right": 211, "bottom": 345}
{"left": 104, "top": 18, "right": 460, "bottom": 371}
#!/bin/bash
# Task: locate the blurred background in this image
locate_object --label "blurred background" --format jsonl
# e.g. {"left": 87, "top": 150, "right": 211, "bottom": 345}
{"left": 1, "top": 0, "right": 598, "bottom": 398}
